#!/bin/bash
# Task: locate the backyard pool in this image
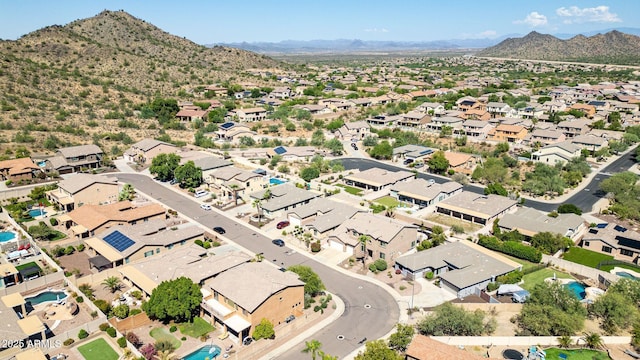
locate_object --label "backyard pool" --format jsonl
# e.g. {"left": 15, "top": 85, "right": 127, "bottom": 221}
{"left": 617, "top": 271, "right": 639, "bottom": 280}
{"left": 0, "top": 231, "right": 16, "bottom": 243}
{"left": 25, "top": 291, "right": 67, "bottom": 305}
{"left": 183, "top": 345, "right": 222, "bottom": 360}
{"left": 269, "top": 177, "right": 286, "bottom": 185}
{"left": 565, "top": 281, "right": 587, "bottom": 300}
{"left": 28, "top": 209, "right": 47, "bottom": 217}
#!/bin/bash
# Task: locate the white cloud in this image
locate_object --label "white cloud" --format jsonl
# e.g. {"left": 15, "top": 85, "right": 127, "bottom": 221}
{"left": 364, "top": 28, "right": 389, "bottom": 33}
{"left": 513, "top": 12, "right": 548, "bottom": 27}
{"left": 477, "top": 30, "right": 497, "bottom": 38}
{"left": 556, "top": 6, "right": 621, "bottom": 24}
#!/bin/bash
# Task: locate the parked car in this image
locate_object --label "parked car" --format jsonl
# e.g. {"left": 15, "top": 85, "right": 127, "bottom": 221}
{"left": 200, "top": 204, "right": 212, "bottom": 211}
{"left": 242, "top": 337, "right": 253, "bottom": 346}
{"left": 194, "top": 189, "right": 209, "bottom": 198}
{"left": 169, "top": 178, "right": 178, "bottom": 185}
{"left": 403, "top": 158, "right": 414, "bottom": 165}
{"left": 285, "top": 314, "right": 295, "bottom": 323}
{"left": 272, "top": 239, "right": 285, "bottom": 247}
{"left": 276, "top": 220, "right": 290, "bottom": 229}
{"left": 213, "top": 226, "right": 226, "bottom": 234}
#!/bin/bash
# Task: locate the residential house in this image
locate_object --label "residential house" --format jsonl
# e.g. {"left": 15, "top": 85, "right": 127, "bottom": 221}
{"left": 581, "top": 223, "right": 640, "bottom": 263}
{"left": 59, "top": 201, "right": 166, "bottom": 240}
{"left": 335, "top": 121, "right": 371, "bottom": 140}
{"left": 541, "top": 100, "right": 567, "bottom": 114}
{"left": 326, "top": 212, "right": 418, "bottom": 262}
{"left": 426, "top": 116, "right": 463, "bottom": 133}
{"left": 557, "top": 119, "right": 591, "bottom": 138}
{"left": 406, "top": 334, "right": 501, "bottom": 360}
{"left": 0, "top": 158, "right": 40, "bottom": 182}
{"left": 396, "top": 112, "right": 430, "bottom": 128}
{"left": 456, "top": 97, "right": 485, "bottom": 112}
{"left": 525, "top": 128, "right": 566, "bottom": 147}
{"left": 249, "top": 184, "right": 321, "bottom": 218}
{"left": 230, "top": 107, "right": 267, "bottom": 122}
{"left": 268, "top": 146, "right": 323, "bottom": 162}
{"left": 488, "top": 124, "right": 528, "bottom": 143}
{"left": 436, "top": 192, "right": 518, "bottom": 225}
{"left": 392, "top": 145, "right": 435, "bottom": 163}
{"left": 46, "top": 174, "right": 119, "bottom": 212}
{"left": 84, "top": 220, "right": 203, "bottom": 269}
{"left": 318, "top": 98, "right": 355, "bottom": 112}
{"left": 344, "top": 168, "right": 414, "bottom": 191}
{"left": 202, "top": 262, "right": 304, "bottom": 341}
{"left": 192, "top": 156, "right": 233, "bottom": 186}
{"left": 415, "top": 102, "right": 445, "bottom": 116}
{"left": 531, "top": 141, "right": 582, "bottom": 165}
{"left": 292, "top": 104, "right": 332, "bottom": 116}
{"left": 390, "top": 179, "right": 462, "bottom": 208}
{"left": 45, "top": 144, "right": 103, "bottom": 174}
{"left": 486, "top": 102, "right": 514, "bottom": 119}
{"left": 269, "top": 87, "right": 291, "bottom": 99}
{"left": 570, "top": 103, "right": 597, "bottom": 118}
{"left": 571, "top": 134, "right": 608, "bottom": 153}
{"left": 498, "top": 207, "right": 586, "bottom": 242}
{"left": 212, "top": 122, "right": 257, "bottom": 144}
{"left": 366, "top": 114, "right": 401, "bottom": 127}
{"left": 208, "top": 166, "right": 266, "bottom": 204}
{"left": 124, "top": 139, "right": 177, "bottom": 164}
{"left": 176, "top": 107, "right": 209, "bottom": 122}
{"left": 517, "top": 106, "right": 544, "bottom": 120}
{"left": 395, "top": 241, "right": 521, "bottom": 298}
{"left": 204, "top": 85, "right": 228, "bottom": 97}
{"left": 461, "top": 108, "right": 491, "bottom": 121}
{"left": 286, "top": 198, "right": 364, "bottom": 239}
{"left": 443, "top": 151, "right": 478, "bottom": 175}
{"left": 462, "top": 120, "right": 494, "bottom": 140}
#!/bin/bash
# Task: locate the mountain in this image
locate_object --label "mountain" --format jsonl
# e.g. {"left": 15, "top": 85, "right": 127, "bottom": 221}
{"left": 477, "top": 30, "right": 640, "bottom": 65}
{"left": 0, "top": 10, "right": 281, "bottom": 153}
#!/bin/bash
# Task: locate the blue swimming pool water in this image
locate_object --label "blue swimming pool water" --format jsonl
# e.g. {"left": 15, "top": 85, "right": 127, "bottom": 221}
{"left": 617, "top": 271, "right": 639, "bottom": 280}
{"left": 25, "top": 291, "right": 67, "bottom": 305}
{"left": 0, "top": 231, "right": 16, "bottom": 242}
{"left": 565, "top": 281, "right": 587, "bottom": 300}
{"left": 37, "top": 161, "right": 46, "bottom": 167}
{"left": 183, "top": 345, "right": 222, "bottom": 360}
{"left": 28, "top": 209, "right": 46, "bottom": 217}
{"left": 269, "top": 178, "right": 286, "bottom": 185}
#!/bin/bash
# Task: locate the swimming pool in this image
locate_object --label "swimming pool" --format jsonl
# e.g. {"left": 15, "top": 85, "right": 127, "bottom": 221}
{"left": 617, "top": 271, "right": 639, "bottom": 280}
{"left": 0, "top": 231, "right": 16, "bottom": 243}
{"left": 28, "top": 209, "right": 47, "bottom": 217}
{"left": 565, "top": 281, "right": 587, "bottom": 300}
{"left": 183, "top": 345, "right": 222, "bottom": 360}
{"left": 269, "top": 177, "right": 286, "bottom": 185}
{"left": 25, "top": 291, "right": 67, "bottom": 305}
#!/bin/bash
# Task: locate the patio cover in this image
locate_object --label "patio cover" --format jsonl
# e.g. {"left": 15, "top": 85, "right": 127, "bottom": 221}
{"left": 16, "top": 347, "right": 47, "bottom": 360}
{"left": 1, "top": 292, "right": 25, "bottom": 308}
{"left": 17, "top": 315, "right": 45, "bottom": 335}
{"left": 88, "top": 255, "right": 111, "bottom": 269}
{"left": 497, "top": 284, "right": 524, "bottom": 295}
{"left": 226, "top": 314, "right": 251, "bottom": 333}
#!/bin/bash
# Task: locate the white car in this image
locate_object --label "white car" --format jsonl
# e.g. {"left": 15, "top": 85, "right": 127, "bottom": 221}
{"left": 194, "top": 189, "right": 209, "bottom": 198}
{"left": 200, "top": 204, "right": 212, "bottom": 211}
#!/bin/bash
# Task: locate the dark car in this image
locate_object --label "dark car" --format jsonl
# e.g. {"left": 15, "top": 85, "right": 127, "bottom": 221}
{"left": 213, "top": 226, "right": 226, "bottom": 234}
{"left": 272, "top": 239, "right": 285, "bottom": 247}
{"left": 276, "top": 220, "right": 290, "bottom": 229}
{"left": 403, "top": 158, "right": 414, "bottom": 165}
{"left": 285, "top": 314, "right": 295, "bottom": 323}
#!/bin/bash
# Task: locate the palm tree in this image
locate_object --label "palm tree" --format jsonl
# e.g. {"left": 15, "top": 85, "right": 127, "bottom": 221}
{"left": 358, "top": 234, "right": 371, "bottom": 269}
{"left": 252, "top": 199, "right": 264, "bottom": 226}
{"left": 302, "top": 339, "right": 322, "bottom": 360}
{"left": 78, "top": 283, "right": 95, "bottom": 300}
{"left": 102, "top": 276, "right": 123, "bottom": 293}
{"left": 318, "top": 351, "right": 337, "bottom": 360}
{"left": 581, "top": 332, "right": 604, "bottom": 349}
{"left": 229, "top": 184, "right": 240, "bottom": 206}
{"left": 557, "top": 335, "right": 572, "bottom": 348}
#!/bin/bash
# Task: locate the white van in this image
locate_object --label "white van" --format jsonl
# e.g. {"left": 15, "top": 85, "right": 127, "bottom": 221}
{"left": 194, "top": 189, "right": 209, "bottom": 198}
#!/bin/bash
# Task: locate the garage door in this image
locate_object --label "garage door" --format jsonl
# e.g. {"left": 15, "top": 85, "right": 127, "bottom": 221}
{"left": 328, "top": 239, "right": 351, "bottom": 254}
{"left": 289, "top": 215, "right": 301, "bottom": 227}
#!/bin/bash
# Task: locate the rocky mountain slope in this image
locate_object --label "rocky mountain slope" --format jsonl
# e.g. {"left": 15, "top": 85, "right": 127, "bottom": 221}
{"left": 477, "top": 30, "right": 640, "bottom": 65}
{"left": 0, "top": 10, "right": 282, "bottom": 154}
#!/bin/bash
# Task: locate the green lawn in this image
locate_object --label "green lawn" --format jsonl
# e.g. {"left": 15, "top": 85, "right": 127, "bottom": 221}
{"left": 374, "top": 196, "right": 401, "bottom": 208}
{"left": 336, "top": 184, "right": 363, "bottom": 196}
{"left": 179, "top": 316, "right": 215, "bottom": 338}
{"left": 544, "top": 347, "right": 610, "bottom": 360}
{"left": 521, "top": 268, "right": 574, "bottom": 291}
{"left": 600, "top": 262, "right": 640, "bottom": 273}
{"left": 562, "top": 247, "right": 613, "bottom": 268}
{"left": 149, "top": 327, "right": 181, "bottom": 349}
{"left": 77, "top": 338, "right": 119, "bottom": 360}
{"left": 501, "top": 254, "right": 542, "bottom": 273}
{"left": 15, "top": 261, "right": 41, "bottom": 272}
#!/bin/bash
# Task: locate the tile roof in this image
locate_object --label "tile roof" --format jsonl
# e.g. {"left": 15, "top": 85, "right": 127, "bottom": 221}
{"left": 391, "top": 179, "right": 462, "bottom": 202}
{"left": 58, "top": 173, "right": 118, "bottom": 194}
{"left": 406, "top": 334, "right": 499, "bottom": 360}
{"left": 437, "top": 192, "right": 517, "bottom": 220}
{"left": 57, "top": 144, "right": 103, "bottom": 159}
{"left": 67, "top": 201, "right": 166, "bottom": 233}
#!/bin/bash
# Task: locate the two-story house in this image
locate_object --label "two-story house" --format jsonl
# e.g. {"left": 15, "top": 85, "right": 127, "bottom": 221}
{"left": 396, "top": 112, "right": 431, "bottom": 128}
{"left": 46, "top": 174, "right": 119, "bottom": 212}
{"left": 124, "top": 139, "right": 177, "bottom": 165}
{"left": 0, "top": 158, "right": 40, "bottom": 183}
{"left": 230, "top": 107, "right": 267, "bottom": 122}
{"left": 335, "top": 121, "right": 371, "bottom": 140}
{"left": 488, "top": 124, "right": 528, "bottom": 143}
{"left": 462, "top": 120, "right": 494, "bottom": 140}
{"left": 45, "top": 144, "right": 104, "bottom": 174}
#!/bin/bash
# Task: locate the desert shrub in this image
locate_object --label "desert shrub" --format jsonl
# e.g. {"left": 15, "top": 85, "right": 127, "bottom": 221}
{"left": 425, "top": 271, "right": 434, "bottom": 280}
{"left": 106, "top": 327, "right": 117, "bottom": 338}
{"left": 373, "top": 259, "right": 387, "bottom": 271}
{"left": 78, "top": 329, "right": 89, "bottom": 339}
{"left": 169, "top": 325, "right": 177, "bottom": 333}
{"left": 99, "top": 322, "right": 111, "bottom": 331}
{"left": 50, "top": 218, "right": 58, "bottom": 226}
{"left": 117, "top": 336, "right": 127, "bottom": 348}
{"left": 63, "top": 338, "right": 74, "bottom": 346}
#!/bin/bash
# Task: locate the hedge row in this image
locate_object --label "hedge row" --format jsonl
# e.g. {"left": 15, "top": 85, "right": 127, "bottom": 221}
{"left": 478, "top": 235, "right": 542, "bottom": 263}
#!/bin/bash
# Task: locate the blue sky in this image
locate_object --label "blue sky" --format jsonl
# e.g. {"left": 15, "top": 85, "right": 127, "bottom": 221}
{"left": 0, "top": 1, "right": 637, "bottom": 43}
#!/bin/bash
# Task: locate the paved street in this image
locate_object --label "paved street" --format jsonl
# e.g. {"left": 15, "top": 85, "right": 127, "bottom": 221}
{"left": 115, "top": 174, "right": 399, "bottom": 359}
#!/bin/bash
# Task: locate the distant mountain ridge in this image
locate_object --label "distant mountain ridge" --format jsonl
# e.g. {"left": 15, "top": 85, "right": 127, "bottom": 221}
{"left": 477, "top": 30, "right": 640, "bottom": 65}
{"left": 211, "top": 28, "right": 640, "bottom": 55}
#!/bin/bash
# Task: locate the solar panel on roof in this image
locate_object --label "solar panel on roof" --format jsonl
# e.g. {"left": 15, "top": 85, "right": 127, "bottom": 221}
{"left": 596, "top": 223, "right": 607, "bottom": 228}
{"left": 273, "top": 146, "right": 287, "bottom": 155}
{"left": 419, "top": 149, "right": 434, "bottom": 155}
{"left": 220, "top": 122, "right": 235, "bottom": 129}
{"left": 614, "top": 225, "right": 627, "bottom": 233}
{"left": 103, "top": 230, "right": 135, "bottom": 252}
{"left": 616, "top": 236, "right": 640, "bottom": 250}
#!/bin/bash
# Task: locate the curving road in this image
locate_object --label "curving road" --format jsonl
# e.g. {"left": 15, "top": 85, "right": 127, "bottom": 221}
{"left": 341, "top": 149, "right": 637, "bottom": 213}
{"left": 115, "top": 174, "right": 399, "bottom": 359}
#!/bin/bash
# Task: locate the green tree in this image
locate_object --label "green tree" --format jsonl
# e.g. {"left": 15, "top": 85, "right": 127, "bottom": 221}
{"left": 102, "top": 276, "right": 123, "bottom": 293}
{"left": 354, "top": 340, "right": 403, "bottom": 360}
{"left": 484, "top": 183, "right": 508, "bottom": 196}
{"left": 323, "top": 138, "right": 344, "bottom": 155}
{"left": 302, "top": 339, "right": 322, "bottom": 360}
{"left": 417, "top": 302, "right": 495, "bottom": 336}
{"left": 149, "top": 153, "right": 181, "bottom": 182}
{"left": 472, "top": 157, "right": 508, "bottom": 184}
{"left": 589, "top": 291, "right": 638, "bottom": 334}
{"left": 427, "top": 150, "right": 449, "bottom": 175}
{"left": 581, "top": 332, "right": 604, "bottom": 349}
{"left": 113, "top": 304, "right": 129, "bottom": 319}
{"left": 310, "top": 130, "right": 326, "bottom": 146}
{"left": 142, "top": 277, "right": 202, "bottom": 323}
{"left": 388, "top": 323, "right": 414, "bottom": 352}
{"left": 530, "top": 232, "right": 571, "bottom": 254}
{"left": 252, "top": 318, "right": 275, "bottom": 340}
{"left": 14, "top": 146, "right": 30, "bottom": 159}
{"left": 287, "top": 265, "right": 325, "bottom": 297}
{"left": 118, "top": 183, "right": 135, "bottom": 201}
{"left": 369, "top": 141, "right": 393, "bottom": 160}
{"left": 557, "top": 203, "right": 582, "bottom": 215}
{"left": 174, "top": 161, "right": 202, "bottom": 189}
{"left": 300, "top": 167, "right": 321, "bottom": 182}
